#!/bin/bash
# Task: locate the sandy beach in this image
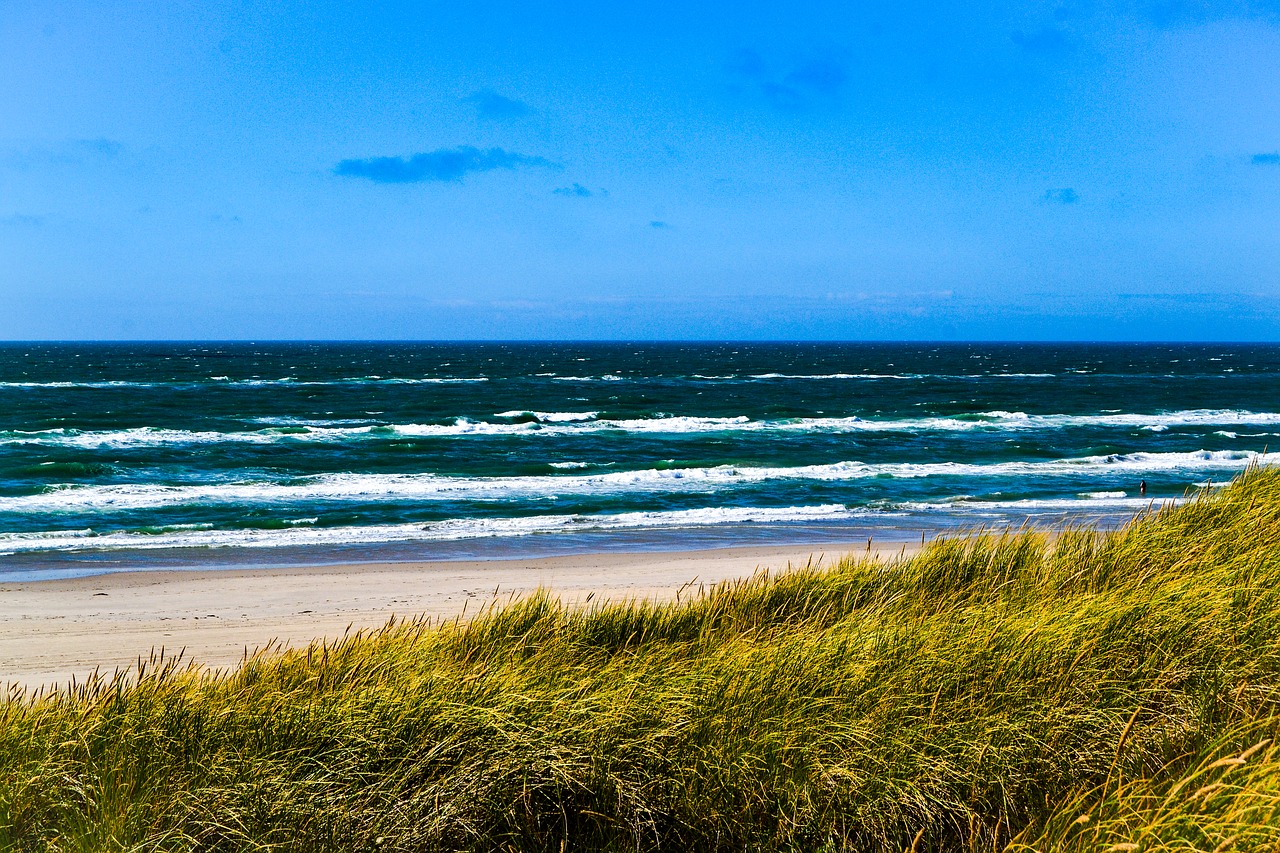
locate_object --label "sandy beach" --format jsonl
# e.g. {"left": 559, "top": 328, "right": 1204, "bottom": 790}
{"left": 1, "top": 541, "right": 920, "bottom": 691}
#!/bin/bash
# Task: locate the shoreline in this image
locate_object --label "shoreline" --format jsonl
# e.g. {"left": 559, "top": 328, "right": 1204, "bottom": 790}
{"left": 1, "top": 540, "right": 920, "bottom": 692}
{"left": 0, "top": 524, "right": 931, "bottom": 583}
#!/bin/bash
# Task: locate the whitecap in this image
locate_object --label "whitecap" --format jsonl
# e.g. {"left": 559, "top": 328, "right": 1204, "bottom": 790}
{"left": 748, "top": 373, "right": 920, "bottom": 380}
{"left": 0, "top": 504, "right": 856, "bottom": 554}
{"left": 494, "top": 411, "right": 599, "bottom": 422}
{"left": 0, "top": 380, "right": 157, "bottom": 389}
{"left": 6, "top": 409, "right": 1279, "bottom": 448}
{"left": 2, "top": 450, "right": 1258, "bottom": 513}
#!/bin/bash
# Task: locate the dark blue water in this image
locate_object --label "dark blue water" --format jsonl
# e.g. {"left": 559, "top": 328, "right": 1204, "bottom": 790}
{"left": 1, "top": 342, "right": 1274, "bottom": 580}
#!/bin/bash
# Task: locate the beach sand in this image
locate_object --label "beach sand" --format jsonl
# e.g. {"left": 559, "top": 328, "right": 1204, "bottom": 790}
{"left": 1, "top": 541, "right": 920, "bottom": 691}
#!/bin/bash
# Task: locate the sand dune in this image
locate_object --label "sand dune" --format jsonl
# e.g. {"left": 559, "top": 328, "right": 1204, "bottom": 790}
{"left": 1, "top": 542, "right": 919, "bottom": 691}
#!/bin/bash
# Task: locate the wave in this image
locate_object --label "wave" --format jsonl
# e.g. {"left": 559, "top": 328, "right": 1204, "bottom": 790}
{"left": 745, "top": 373, "right": 1054, "bottom": 380}
{"left": 5, "top": 371, "right": 1268, "bottom": 391}
{"left": 5, "top": 410, "right": 1280, "bottom": 448}
{"left": 0, "top": 380, "right": 158, "bottom": 389}
{"left": 895, "top": 496, "right": 1165, "bottom": 513}
{"left": 0, "top": 490, "right": 1185, "bottom": 554}
{"left": 232, "top": 377, "right": 491, "bottom": 386}
{"left": 494, "top": 411, "right": 599, "bottom": 423}
{"left": 2, "top": 450, "right": 1256, "bottom": 513}
{"left": 249, "top": 416, "right": 382, "bottom": 427}
{"left": 0, "top": 505, "right": 855, "bottom": 554}
{"left": 748, "top": 373, "right": 922, "bottom": 380}
{"left": 0, "top": 376, "right": 490, "bottom": 390}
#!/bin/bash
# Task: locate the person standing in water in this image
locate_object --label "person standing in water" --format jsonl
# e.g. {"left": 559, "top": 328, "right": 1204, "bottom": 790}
{"left": 1140, "top": 480, "right": 1147, "bottom": 496}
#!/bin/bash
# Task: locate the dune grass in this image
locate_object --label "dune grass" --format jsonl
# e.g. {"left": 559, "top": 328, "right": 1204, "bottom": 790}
{"left": 5, "top": 468, "right": 1280, "bottom": 851}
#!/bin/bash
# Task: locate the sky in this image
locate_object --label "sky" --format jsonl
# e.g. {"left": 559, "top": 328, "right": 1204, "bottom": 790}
{"left": 1, "top": 0, "right": 1279, "bottom": 341}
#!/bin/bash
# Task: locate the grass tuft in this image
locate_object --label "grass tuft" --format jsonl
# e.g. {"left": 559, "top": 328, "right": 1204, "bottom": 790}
{"left": 5, "top": 466, "right": 1280, "bottom": 850}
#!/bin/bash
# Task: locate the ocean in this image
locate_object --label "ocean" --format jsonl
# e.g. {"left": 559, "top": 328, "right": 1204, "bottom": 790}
{"left": 0, "top": 342, "right": 1274, "bottom": 580}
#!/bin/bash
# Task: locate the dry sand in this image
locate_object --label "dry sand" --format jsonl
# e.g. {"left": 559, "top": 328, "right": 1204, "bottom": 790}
{"left": 1, "top": 541, "right": 921, "bottom": 691}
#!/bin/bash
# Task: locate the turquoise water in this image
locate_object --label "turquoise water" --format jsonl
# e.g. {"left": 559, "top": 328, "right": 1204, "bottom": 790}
{"left": 1, "top": 342, "right": 1275, "bottom": 579}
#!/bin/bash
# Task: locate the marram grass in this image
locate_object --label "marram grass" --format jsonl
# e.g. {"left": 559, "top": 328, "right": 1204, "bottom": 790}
{"left": 6, "top": 468, "right": 1280, "bottom": 851}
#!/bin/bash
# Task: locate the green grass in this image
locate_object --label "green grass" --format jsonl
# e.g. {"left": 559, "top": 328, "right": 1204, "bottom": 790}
{"left": 5, "top": 467, "right": 1280, "bottom": 851}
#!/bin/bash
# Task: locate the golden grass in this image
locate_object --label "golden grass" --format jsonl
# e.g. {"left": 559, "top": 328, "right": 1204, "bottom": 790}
{"left": 5, "top": 467, "right": 1280, "bottom": 851}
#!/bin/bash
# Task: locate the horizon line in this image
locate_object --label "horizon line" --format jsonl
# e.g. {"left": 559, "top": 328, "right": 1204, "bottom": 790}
{"left": 1, "top": 339, "right": 1279, "bottom": 346}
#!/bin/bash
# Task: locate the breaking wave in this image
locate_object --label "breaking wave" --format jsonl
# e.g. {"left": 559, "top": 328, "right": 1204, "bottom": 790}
{"left": 4, "top": 410, "right": 1278, "bottom": 448}
{"left": 2, "top": 450, "right": 1254, "bottom": 513}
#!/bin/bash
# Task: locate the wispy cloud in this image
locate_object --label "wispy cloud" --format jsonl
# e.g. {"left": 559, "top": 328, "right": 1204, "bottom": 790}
{"left": 463, "top": 89, "right": 534, "bottom": 120}
{"left": 727, "top": 49, "right": 847, "bottom": 110}
{"left": 334, "top": 146, "right": 556, "bottom": 184}
{"left": 1141, "top": 0, "right": 1280, "bottom": 28}
{"left": 0, "top": 213, "right": 45, "bottom": 227}
{"left": 784, "top": 59, "right": 846, "bottom": 94}
{"left": 553, "top": 183, "right": 602, "bottom": 198}
{"left": 1012, "top": 26, "right": 1071, "bottom": 55}
{"left": 1042, "top": 188, "right": 1079, "bottom": 204}
{"left": 726, "top": 48, "right": 768, "bottom": 78}
{"left": 759, "top": 81, "right": 807, "bottom": 110}
{"left": 1253, "top": 152, "right": 1280, "bottom": 165}
{"left": 4, "top": 137, "right": 124, "bottom": 169}
{"left": 78, "top": 138, "right": 122, "bottom": 157}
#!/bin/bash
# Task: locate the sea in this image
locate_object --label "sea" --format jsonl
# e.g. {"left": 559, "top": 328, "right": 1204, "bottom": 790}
{"left": 1, "top": 342, "right": 1275, "bottom": 581}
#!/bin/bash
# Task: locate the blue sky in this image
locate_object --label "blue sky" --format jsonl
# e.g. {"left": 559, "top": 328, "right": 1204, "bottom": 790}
{"left": 1, "top": 0, "right": 1278, "bottom": 340}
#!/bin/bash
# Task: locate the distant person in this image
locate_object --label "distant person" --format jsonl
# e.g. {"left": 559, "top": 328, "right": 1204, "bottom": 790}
{"left": 1140, "top": 480, "right": 1147, "bottom": 496}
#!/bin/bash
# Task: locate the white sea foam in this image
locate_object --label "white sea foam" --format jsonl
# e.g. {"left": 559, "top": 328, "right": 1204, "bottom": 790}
{"left": 382, "top": 377, "right": 490, "bottom": 384}
{"left": 249, "top": 416, "right": 380, "bottom": 427}
{"left": 494, "top": 411, "right": 599, "bottom": 422}
{"left": 895, "top": 496, "right": 1167, "bottom": 513}
{"left": 0, "top": 376, "right": 490, "bottom": 390}
{"left": 1, "top": 371, "right": 1253, "bottom": 390}
{"left": 748, "top": 373, "right": 921, "bottom": 380}
{"left": 0, "top": 505, "right": 857, "bottom": 554}
{"left": 233, "top": 376, "right": 490, "bottom": 386}
{"left": 0, "top": 488, "right": 1192, "bottom": 554}
{"left": 0, "top": 380, "right": 157, "bottom": 389}
{"left": 745, "top": 372, "right": 1056, "bottom": 380}
{"left": 2, "top": 450, "right": 1256, "bottom": 513}
{"left": 4, "top": 410, "right": 1278, "bottom": 447}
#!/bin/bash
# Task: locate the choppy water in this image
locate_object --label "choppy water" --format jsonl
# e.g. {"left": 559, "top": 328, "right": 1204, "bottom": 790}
{"left": 1, "top": 342, "right": 1274, "bottom": 579}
